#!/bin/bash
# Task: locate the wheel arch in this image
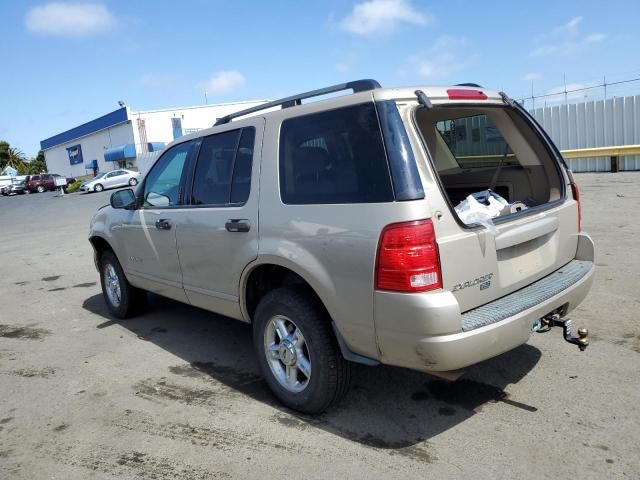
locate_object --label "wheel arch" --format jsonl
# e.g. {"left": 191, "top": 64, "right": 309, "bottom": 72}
{"left": 241, "top": 258, "right": 335, "bottom": 324}
{"left": 89, "top": 235, "right": 115, "bottom": 269}
{"left": 241, "top": 258, "right": 379, "bottom": 366}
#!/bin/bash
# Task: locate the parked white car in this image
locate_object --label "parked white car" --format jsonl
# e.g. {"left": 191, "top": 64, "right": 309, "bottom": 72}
{"left": 80, "top": 169, "right": 141, "bottom": 193}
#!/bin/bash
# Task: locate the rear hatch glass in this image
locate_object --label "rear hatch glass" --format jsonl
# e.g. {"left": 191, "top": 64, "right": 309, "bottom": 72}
{"left": 414, "top": 105, "right": 579, "bottom": 311}
{"left": 417, "top": 106, "right": 564, "bottom": 219}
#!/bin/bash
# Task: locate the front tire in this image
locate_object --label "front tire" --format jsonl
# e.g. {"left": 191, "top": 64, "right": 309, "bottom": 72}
{"left": 99, "top": 250, "right": 146, "bottom": 319}
{"left": 94, "top": 183, "right": 104, "bottom": 192}
{"left": 129, "top": 178, "right": 138, "bottom": 186}
{"left": 36, "top": 185, "right": 45, "bottom": 193}
{"left": 253, "top": 288, "right": 351, "bottom": 414}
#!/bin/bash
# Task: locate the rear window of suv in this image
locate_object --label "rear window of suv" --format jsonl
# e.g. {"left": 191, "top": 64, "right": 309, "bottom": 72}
{"left": 279, "top": 103, "right": 393, "bottom": 204}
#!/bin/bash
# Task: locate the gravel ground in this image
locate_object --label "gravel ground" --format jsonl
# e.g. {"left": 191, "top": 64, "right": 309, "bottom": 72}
{"left": 0, "top": 174, "right": 638, "bottom": 479}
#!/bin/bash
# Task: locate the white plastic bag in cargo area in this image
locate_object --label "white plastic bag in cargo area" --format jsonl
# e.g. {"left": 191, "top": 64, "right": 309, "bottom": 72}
{"left": 454, "top": 194, "right": 504, "bottom": 234}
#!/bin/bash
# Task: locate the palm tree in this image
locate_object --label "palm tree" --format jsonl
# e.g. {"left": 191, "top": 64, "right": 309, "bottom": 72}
{"left": 1, "top": 147, "right": 27, "bottom": 172}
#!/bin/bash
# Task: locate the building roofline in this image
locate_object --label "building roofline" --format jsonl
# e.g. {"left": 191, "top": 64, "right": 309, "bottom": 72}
{"left": 40, "top": 100, "right": 270, "bottom": 151}
{"left": 40, "top": 108, "right": 129, "bottom": 150}
{"left": 130, "top": 99, "right": 269, "bottom": 115}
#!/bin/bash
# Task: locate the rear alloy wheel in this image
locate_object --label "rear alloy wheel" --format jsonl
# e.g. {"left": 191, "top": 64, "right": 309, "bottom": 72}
{"left": 264, "top": 315, "right": 312, "bottom": 393}
{"left": 99, "top": 250, "right": 146, "bottom": 318}
{"left": 94, "top": 183, "right": 104, "bottom": 192}
{"left": 254, "top": 288, "right": 351, "bottom": 414}
{"left": 36, "top": 185, "right": 45, "bottom": 193}
{"left": 128, "top": 178, "right": 138, "bottom": 186}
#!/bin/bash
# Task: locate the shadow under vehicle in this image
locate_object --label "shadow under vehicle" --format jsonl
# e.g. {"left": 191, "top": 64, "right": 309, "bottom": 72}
{"left": 83, "top": 293, "right": 541, "bottom": 450}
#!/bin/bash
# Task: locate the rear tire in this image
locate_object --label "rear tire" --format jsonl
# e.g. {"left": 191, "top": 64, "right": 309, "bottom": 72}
{"left": 99, "top": 250, "right": 146, "bottom": 319}
{"left": 94, "top": 183, "right": 104, "bottom": 192}
{"left": 129, "top": 178, "right": 138, "bottom": 186}
{"left": 36, "top": 185, "right": 45, "bottom": 193}
{"left": 253, "top": 288, "right": 351, "bottom": 414}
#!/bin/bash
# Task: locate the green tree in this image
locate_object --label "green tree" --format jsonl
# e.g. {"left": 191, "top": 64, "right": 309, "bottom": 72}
{"left": 3, "top": 147, "right": 27, "bottom": 171}
{"left": 0, "top": 141, "right": 9, "bottom": 166}
{"left": 27, "top": 150, "right": 48, "bottom": 174}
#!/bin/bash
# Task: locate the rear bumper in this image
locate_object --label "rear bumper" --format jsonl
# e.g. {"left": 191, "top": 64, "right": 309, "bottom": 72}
{"left": 374, "top": 233, "right": 595, "bottom": 373}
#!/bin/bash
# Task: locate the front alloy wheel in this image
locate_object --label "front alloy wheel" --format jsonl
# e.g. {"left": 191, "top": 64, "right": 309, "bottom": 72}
{"left": 94, "top": 183, "right": 104, "bottom": 192}
{"left": 103, "top": 263, "right": 122, "bottom": 308}
{"left": 99, "top": 250, "right": 145, "bottom": 318}
{"left": 129, "top": 178, "right": 138, "bottom": 186}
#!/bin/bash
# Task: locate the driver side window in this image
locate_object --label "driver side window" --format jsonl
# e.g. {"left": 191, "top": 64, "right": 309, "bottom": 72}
{"left": 143, "top": 141, "right": 193, "bottom": 207}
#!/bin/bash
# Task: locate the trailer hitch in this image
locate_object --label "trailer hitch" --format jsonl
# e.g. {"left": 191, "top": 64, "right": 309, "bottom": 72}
{"left": 534, "top": 313, "right": 589, "bottom": 351}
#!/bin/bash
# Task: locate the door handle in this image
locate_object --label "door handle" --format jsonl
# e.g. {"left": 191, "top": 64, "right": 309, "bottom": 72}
{"left": 155, "top": 219, "right": 172, "bottom": 230}
{"left": 225, "top": 219, "right": 250, "bottom": 233}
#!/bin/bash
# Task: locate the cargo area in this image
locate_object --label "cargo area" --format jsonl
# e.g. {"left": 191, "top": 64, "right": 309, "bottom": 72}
{"left": 415, "top": 106, "right": 565, "bottom": 227}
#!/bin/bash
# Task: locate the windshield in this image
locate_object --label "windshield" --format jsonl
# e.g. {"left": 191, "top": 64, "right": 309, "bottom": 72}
{"left": 92, "top": 173, "right": 107, "bottom": 180}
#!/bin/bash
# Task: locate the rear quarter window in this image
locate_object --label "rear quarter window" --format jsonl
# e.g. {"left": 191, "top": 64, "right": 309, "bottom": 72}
{"left": 279, "top": 103, "right": 393, "bottom": 204}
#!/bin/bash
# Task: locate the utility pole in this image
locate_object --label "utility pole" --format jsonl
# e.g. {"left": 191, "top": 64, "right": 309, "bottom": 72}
{"left": 531, "top": 80, "right": 535, "bottom": 110}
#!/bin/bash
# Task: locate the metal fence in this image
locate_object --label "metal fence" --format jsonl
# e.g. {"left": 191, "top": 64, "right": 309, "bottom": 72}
{"left": 529, "top": 94, "right": 640, "bottom": 172}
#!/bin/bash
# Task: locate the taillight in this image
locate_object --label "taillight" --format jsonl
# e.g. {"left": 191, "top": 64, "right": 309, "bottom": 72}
{"left": 570, "top": 181, "right": 582, "bottom": 231}
{"left": 446, "top": 89, "right": 488, "bottom": 100}
{"left": 375, "top": 219, "right": 442, "bottom": 292}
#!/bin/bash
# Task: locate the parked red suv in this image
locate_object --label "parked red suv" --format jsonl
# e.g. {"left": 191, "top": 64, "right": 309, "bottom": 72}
{"left": 25, "top": 174, "right": 76, "bottom": 193}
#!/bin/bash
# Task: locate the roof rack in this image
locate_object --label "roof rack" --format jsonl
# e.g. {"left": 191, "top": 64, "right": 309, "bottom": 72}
{"left": 214, "top": 79, "right": 381, "bottom": 126}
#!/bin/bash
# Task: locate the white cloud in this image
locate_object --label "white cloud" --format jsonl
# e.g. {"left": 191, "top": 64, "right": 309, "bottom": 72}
{"left": 334, "top": 49, "right": 362, "bottom": 74}
{"left": 407, "top": 36, "right": 470, "bottom": 80}
{"left": 198, "top": 71, "right": 246, "bottom": 95}
{"left": 523, "top": 73, "right": 543, "bottom": 81}
{"left": 557, "top": 16, "right": 582, "bottom": 33}
{"left": 25, "top": 2, "right": 115, "bottom": 37}
{"left": 341, "top": 0, "right": 430, "bottom": 35}
{"left": 585, "top": 33, "right": 607, "bottom": 44}
{"left": 531, "top": 17, "right": 606, "bottom": 57}
{"left": 530, "top": 33, "right": 606, "bottom": 56}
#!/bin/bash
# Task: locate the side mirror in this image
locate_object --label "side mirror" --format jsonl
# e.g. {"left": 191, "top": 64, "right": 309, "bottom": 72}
{"left": 110, "top": 189, "right": 137, "bottom": 209}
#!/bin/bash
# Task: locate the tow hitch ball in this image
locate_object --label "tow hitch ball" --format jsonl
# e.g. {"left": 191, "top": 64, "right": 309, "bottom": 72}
{"left": 534, "top": 313, "right": 589, "bottom": 351}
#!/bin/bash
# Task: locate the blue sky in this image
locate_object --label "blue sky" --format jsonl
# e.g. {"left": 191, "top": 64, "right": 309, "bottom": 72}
{"left": 1, "top": 0, "right": 638, "bottom": 157}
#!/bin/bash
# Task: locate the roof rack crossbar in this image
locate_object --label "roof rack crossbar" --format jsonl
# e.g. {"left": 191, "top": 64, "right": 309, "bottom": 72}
{"left": 214, "top": 79, "right": 381, "bottom": 126}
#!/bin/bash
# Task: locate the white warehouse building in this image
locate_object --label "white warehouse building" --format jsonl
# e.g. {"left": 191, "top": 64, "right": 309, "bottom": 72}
{"left": 40, "top": 99, "right": 268, "bottom": 177}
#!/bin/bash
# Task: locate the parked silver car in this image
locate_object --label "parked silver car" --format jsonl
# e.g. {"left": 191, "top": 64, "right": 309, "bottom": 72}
{"left": 89, "top": 80, "right": 594, "bottom": 413}
{"left": 80, "top": 169, "right": 141, "bottom": 193}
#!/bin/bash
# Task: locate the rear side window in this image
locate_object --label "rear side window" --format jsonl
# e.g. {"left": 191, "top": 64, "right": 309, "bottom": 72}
{"left": 279, "top": 103, "right": 393, "bottom": 204}
{"left": 190, "top": 127, "right": 256, "bottom": 206}
{"left": 230, "top": 128, "right": 256, "bottom": 204}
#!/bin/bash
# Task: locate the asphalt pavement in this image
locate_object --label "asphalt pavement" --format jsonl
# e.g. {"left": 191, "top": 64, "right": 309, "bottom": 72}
{"left": 0, "top": 175, "right": 639, "bottom": 479}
